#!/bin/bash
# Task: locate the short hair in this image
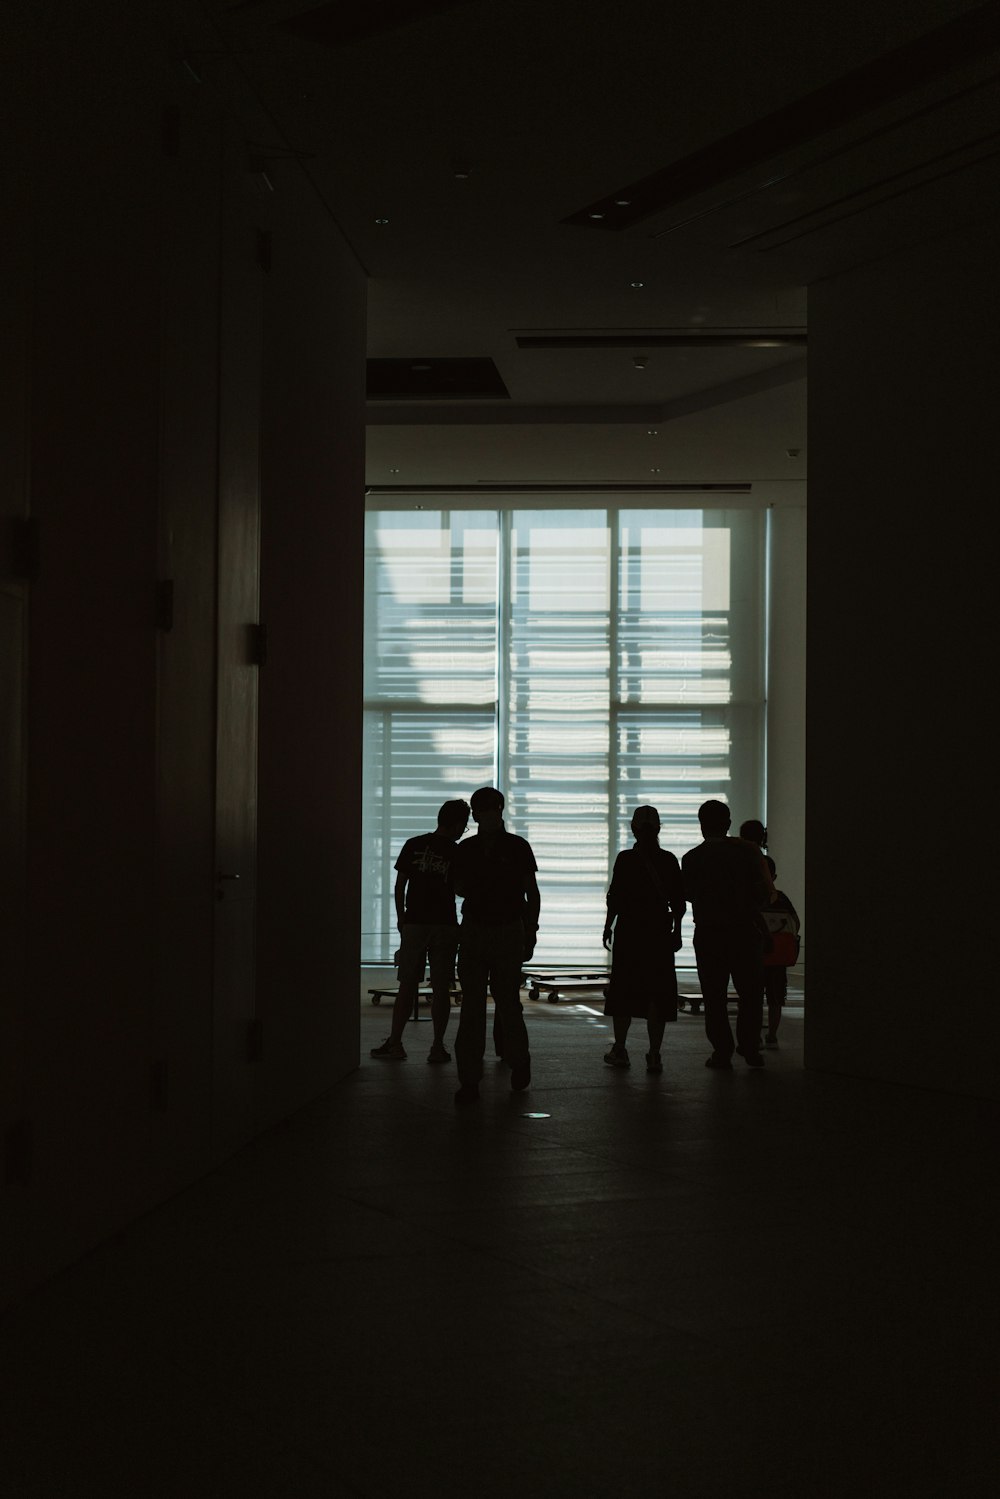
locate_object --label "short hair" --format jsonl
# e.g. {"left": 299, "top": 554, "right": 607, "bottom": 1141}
{"left": 437, "top": 798, "right": 470, "bottom": 826}
{"left": 470, "top": 786, "right": 504, "bottom": 816}
{"left": 739, "top": 819, "right": 766, "bottom": 844}
{"left": 698, "top": 799, "right": 731, "bottom": 833}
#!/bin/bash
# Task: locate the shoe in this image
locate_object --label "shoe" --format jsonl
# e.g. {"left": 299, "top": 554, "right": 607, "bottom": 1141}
{"left": 765, "top": 1033, "right": 779, "bottom": 1047}
{"left": 509, "top": 1058, "right": 531, "bottom": 1092}
{"left": 454, "top": 1084, "right": 480, "bottom": 1105}
{"left": 645, "top": 1051, "right": 663, "bottom": 1074}
{"left": 427, "top": 1041, "right": 451, "bottom": 1063}
{"left": 604, "top": 1045, "right": 630, "bottom": 1068}
{"left": 742, "top": 1051, "right": 765, "bottom": 1068}
{"left": 370, "top": 1038, "right": 407, "bottom": 1060}
{"left": 705, "top": 1053, "right": 733, "bottom": 1069}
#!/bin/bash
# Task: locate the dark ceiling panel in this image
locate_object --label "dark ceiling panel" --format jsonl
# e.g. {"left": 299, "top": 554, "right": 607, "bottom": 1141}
{"left": 275, "top": 1, "right": 477, "bottom": 47}
{"left": 564, "top": 0, "right": 1000, "bottom": 229}
{"left": 367, "top": 358, "right": 511, "bottom": 400}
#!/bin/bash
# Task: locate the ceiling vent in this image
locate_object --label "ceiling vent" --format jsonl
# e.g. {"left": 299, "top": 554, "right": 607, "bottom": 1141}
{"left": 367, "top": 358, "right": 511, "bottom": 400}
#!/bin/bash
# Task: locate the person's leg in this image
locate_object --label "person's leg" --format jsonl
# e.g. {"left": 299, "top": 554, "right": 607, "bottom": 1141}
{"left": 647, "top": 959, "right": 677, "bottom": 1059}
{"left": 372, "top": 924, "right": 425, "bottom": 1056}
{"left": 612, "top": 1014, "right": 632, "bottom": 1048}
{"left": 732, "top": 927, "right": 765, "bottom": 1059}
{"left": 694, "top": 935, "right": 734, "bottom": 1062}
{"left": 454, "top": 923, "right": 489, "bottom": 1090}
{"left": 426, "top": 923, "right": 458, "bottom": 1048}
{"left": 488, "top": 922, "right": 530, "bottom": 1086}
{"left": 646, "top": 1001, "right": 665, "bottom": 1058}
{"left": 764, "top": 965, "right": 786, "bottom": 1042}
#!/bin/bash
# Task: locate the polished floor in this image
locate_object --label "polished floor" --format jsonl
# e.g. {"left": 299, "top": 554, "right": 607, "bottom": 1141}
{"left": 1, "top": 982, "right": 996, "bottom": 1498}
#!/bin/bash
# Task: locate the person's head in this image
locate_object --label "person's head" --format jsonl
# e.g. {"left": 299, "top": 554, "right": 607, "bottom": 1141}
{"left": 437, "top": 798, "right": 470, "bottom": 842}
{"left": 631, "top": 805, "right": 660, "bottom": 842}
{"left": 739, "top": 818, "right": 767, "bottom": 847}
{"left": 698, "top": 799, "right": 731, "bottom": 838}
{"left": 470, "top": 786, "right": 505, "bottom": 827}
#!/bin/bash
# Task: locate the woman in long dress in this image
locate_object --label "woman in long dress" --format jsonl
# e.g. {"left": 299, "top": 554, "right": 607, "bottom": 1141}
{"left": 602, "top": 805, "right": 686, "bottom": 1073}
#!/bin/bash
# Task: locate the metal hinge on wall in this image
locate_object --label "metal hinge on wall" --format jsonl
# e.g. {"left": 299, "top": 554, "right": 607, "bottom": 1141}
{"left": 249, "top": 622, "right": 267, "bottom": 666}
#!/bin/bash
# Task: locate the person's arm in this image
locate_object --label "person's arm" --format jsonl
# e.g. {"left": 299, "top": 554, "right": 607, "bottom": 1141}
{"left": 669, "top": 859, "right": 687, "bottom": 949}
{"left": 603, "top": 855, "right": 622, "bottom": 949}
{"left": 523, "top": 869, "right": 540, "bottom": 951}
{"left": 665, "top": 857, "right": 689, "bottom": 947}
{"left": 394, "top": 871, "right": 407, "bottom": 932}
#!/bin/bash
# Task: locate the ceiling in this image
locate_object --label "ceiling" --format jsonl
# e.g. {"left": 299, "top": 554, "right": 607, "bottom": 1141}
{"left": 204, "top": 0, "right": 1000, "bottom": 497}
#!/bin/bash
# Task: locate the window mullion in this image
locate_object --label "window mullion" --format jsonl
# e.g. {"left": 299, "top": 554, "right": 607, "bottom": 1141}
{"left": 496, "top": 509, "right": 512, "bottom": 793}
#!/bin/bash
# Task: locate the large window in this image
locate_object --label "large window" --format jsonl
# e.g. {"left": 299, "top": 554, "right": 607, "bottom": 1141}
{"left": 362, "top": 505, "right": 765, "bottom": 962}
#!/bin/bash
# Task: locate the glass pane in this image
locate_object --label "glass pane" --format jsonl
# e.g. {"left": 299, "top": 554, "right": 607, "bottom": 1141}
{"left": 361, "top": 511, "right": 499, "bottom": 961}
{"left": 507, "top": 512, "right": 611, "bottom": 961}
{"left": 364, "top": 511, "right": 497, "bottom": 704}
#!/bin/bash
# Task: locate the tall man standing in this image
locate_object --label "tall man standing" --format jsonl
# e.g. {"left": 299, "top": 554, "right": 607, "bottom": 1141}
{"left": 682, "top": 799, "right": 770, "bottom": 1069}
{"left": 451, "top": 787, "right": 539, "bottom": 1104}
{"left": 370, "top": 798, "right": 470, "bottom": 1064}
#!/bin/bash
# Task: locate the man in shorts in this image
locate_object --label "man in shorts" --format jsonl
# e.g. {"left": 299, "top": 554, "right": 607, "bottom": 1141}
{"left": 451, "top": 787, "right": 539, "bottom": 1103}
{"left": 370, "top": 798, "right": 470, "bottom": 1063}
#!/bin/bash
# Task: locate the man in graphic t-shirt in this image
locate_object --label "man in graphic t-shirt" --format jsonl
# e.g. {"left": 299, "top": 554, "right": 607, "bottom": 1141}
{"left": 451, "top": 787, "right": 540, "bottom": 1104}
{"left": 370, "top": 799, "right": 470, "bottom": 1064}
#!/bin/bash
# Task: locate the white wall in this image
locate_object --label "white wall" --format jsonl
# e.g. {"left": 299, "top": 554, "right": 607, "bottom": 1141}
{"left": 807, "top": 223, "right": 999, "bottom": 1100}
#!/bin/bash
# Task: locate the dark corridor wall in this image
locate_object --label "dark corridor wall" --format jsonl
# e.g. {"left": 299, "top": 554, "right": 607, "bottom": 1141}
{"left": 806, "top": 223, "right": 999, "bottom": 1103}
{"left": 1, "top": 2, "right": 366, "bottom": 1308}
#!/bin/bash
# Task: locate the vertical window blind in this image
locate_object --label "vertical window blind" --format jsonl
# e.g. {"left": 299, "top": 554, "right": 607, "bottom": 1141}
{"left": 362, "top": 506, "right": 765, "bottom": 962}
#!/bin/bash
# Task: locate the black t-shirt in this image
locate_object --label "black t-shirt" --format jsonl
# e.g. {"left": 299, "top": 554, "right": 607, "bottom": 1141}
{"left": 452, "top": 828, "right": 537, "bottom": 925}
{"left": 681, "top": 837, "right": 769, "bottom": 930}
{"left": 395, "top": 832, "right": 460, "bottom": 925}
{"left": 606, "top": 845, "right": 685, "bottom": 924}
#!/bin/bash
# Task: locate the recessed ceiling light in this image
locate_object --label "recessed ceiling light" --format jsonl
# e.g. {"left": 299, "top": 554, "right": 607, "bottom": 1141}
{"left": 389, "top": 467, "right": 400, "bottom": 473}
{"left": 374, "top": 216, "right": 390, "bottom": 225}
{"left": 614, "top": 198, "right": 631, "bottom": 206}
{"left": 647, "top": 429, "right": 658, "bottom": 436}
{"left": 588, "top": 211, "right": 605, "bottom": 220}
{"left": 650, "top": 467, "right": 661, "bottom": 473}
{"left": 633, "top": 355, "right": 649, "bottom": 369}
{"left": 629, "top": 280, "right": 645, "bottom": 288}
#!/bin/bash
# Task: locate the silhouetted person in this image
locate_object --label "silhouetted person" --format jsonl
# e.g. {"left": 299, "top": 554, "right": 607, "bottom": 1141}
{"left": 682, "top": 800, "right": 769, "bottom": 1068}
{"left": 602, "top": 805, "right": 685, "bottom": 1074}
{"left": 761, "top": 855, "right": 801, "bottom": 1046}
{"left": 734, "top": 815, "right": 797, "bottom": 1049}
{"left": 451, "top": 787, "right": 539, "bottom": 1103}
{"left": 736, "top": 817, "right": 778, "bottom": 903}
{"left": 371, "top": 799, "right": 470, "bottom": 1063}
